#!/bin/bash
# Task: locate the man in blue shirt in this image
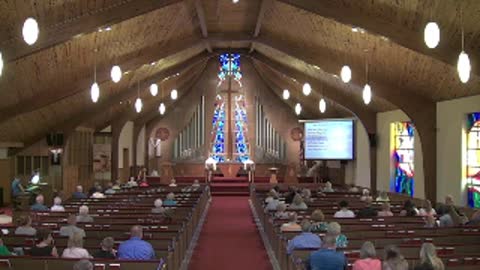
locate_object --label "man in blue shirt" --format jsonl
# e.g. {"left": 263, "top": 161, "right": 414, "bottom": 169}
{"left": 306, "top": 234, "right": 347, "bottom": 270}
{"left": 287, "top": 220, "right": 322, "bottom": 254}
{"left": 72, "top": 185, "right": 88, "bottom": 199}
{"left": 30, "top": 194, "right": 49, "bottom": 211}
{"left": 118, "top": 225, "right": 155, "bottom": 260}
{"left": 11, "top": 177, "right": 25, "bottom": 197}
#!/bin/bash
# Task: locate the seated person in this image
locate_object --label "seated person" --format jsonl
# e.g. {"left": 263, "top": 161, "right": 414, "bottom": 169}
{"left": 352, "top": 241, "right": 381, "bottom": 270}
{"left": 274, "top": 203, "right": 290, "bottom": 219}
{"left": 104, "top": 182, "right": 116, "bottom": 195}
{"left": 118, "top": 225, "right": 155, "bottom": 260}
{"left": 305, "top": 234, "right": 347, "bottom": 270}
{"left": 30, "top": 228, "right": 58, "bottom": 257}
{"left": 191, "top": 179, "right": 201, "bottom": 190}
{"left": 11, "top": 177, "right": 25, "bottom": 198}
{"left": 357, "top": 198, "right": 378, "bottom": 218}
{"left": 14, "top": 215, "right": 36, "bottom": 236}
{"left": 91, "top": 185, "right": 106, "bottom": 198}
{"left": 284, "top": 186, "right": 298, "bottom": 204}
{"left": 287, "top": 219, "right": 322, "bottom": 255}
{"left": 74, "top": 260, "right": 93, "bottom": 270}
{"left": 112, "top": 180, "right": 122, "bottom": 190}
{"left": 31, "top": 194, "right": 49, "bottom": 211}
{"left": 309, "top": 209, "right": 328, "bottom": 232}
{"left": 72, "top": 185, "right": 88, "bottom": 199}
{"left": 265, "top": 193, "right": 280, "bottom": 212}
{"left": 301, "top": 188, "right": 313, "bottom": 203}
{"left": 62, "top": 232, "right": 92, "bottom": 259}
{"left": 152, "top": 199, "right": 166, "bottom": 214}
{"left": 264, "top": 190, "right": 277, "bottom": 204}
{"left": 414, "top": 243, "right": 444, "bottom": 270}
{"left": 0, "top": 231, "right": 12, "bottom": 256}
{"left": 50, "top": 196, "right": 65, "bottom": 212}
{"left": 280, "top": 212, "right": 301, "bottom": 232}
{"left": 163, "top": 193, "right": 177, "bottom": 206}
{"left": 150, "top": 170, "right": 159, "bottom": 177}
{"left": 168, "top": 178, "right": 177, "bottom": 187}
{"left": 467, "top": 210, "right": 480, "bottom": 225}
{"left": 348, "top": 185, "right": 360, "bottom": 193}
{"left": 334, "top": 200, "right": 356, "bottom": 218}
{"left": 288, "top": 194, "right": 308, "bottom": 210}
{"left": 439, "top": 205, "right": 464, "bottom": 227}
{"left": 127, "top": 177, "right": 138, "bottom": 187}
{"left": 93, "top": 237, "right": 116, "bottom": 259}
{"left": 424, "top": 215, "right": 438, "bottom": 228}
{"left": 88, "top": 182, "right": 100, "bottom": 196}
{"left": 327, "top": 222, "right": 348, "bottom": 248}
{"left": 60, "top": 214, "right": 86, "bottom": 238}
{"left": 77, "top": 205, "right": 94, "bottom": 223}
{"left": 383, "top": 245, "right": 408, "bottom": 270}
{"left": 375, "top": 191, "right": 390, "bottom": 202}
{"left": 377, "top": 202, "right": 394, "bottom": 217}
{"left": 418, "top": 200, "right": 437, "bottom": 217}
{"left": 399, "top": 200, "right": 419, "bottom": 216}
{"left": 360, "top": 189, "right": 373, "bottom": 201}
{"left": 323, "top": 181, "right": 334, "bottom": 193}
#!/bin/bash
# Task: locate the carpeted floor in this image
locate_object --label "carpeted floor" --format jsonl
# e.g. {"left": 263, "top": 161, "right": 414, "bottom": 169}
{"left": 189, "top": 196, "right": 272, "bottom": 270}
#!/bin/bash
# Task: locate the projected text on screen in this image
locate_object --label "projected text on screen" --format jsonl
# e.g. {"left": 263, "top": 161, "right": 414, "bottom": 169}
{"left": 304, "top": 120, "right": 354, "bottom": 160}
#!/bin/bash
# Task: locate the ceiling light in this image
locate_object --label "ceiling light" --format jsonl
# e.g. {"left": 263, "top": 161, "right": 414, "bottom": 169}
{"left": 352, "top": 27, "right": 359, "bottom": 33}
{"left": 295, "top": 103, "right": 302, "bottom": 115}
{"left": 105, "top": 27, "right": 112, "bottom": 31}
{"left": 424, "top": 22, "right": 440, "bottom": 49}
{"left": 362, "top": 84, "right": 372, "bottom": 105}
{"left": 150, "top": 83, "right": 158, "bottom": 96}
{"left": 135, "top": 98, "right": 143, "bottom": 113}
{"left": 302, "top": 83, "right": 311, "bottom": 96}
{"left": 282, "top": 89, "right": 290, "bottom": 100}
{"left": 90, "top": 82, "right": 100, "bottom": 103}
{"left": 233, "top": 0, "right": 239, "bottom": 3}
{"left": 171, "top": 89, "right": 178, "bottom": 100}
{"left": 340, "top": 65, "right": 352, "bottom": 83}
{"left": 0, "top": 52, "right": 3, "bottom": 77}
{"left": 159, "top": 103, "right": 166, "bottom": 115}
{"left": 150, "top": 62, "right": 156, "bottom": 66}
{"left": 319, "top": 98, "right": 326, "bottom": 113}
{"left": 22, "top": 17, "right": 39, "bottom": 45}
{"left": 110, "top": 65, "right": 122, "bottom": 83}
{"left": 457, "top": 51, "right": 471, "bottom": 83}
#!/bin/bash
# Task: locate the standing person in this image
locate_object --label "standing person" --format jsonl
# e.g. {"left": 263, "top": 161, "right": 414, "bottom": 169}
{"left": 352, "top": 241, "right": 381, "bottom": 270}
{"left": 305, "top": 234, "right": 347, "bottom": 270}
{"left": 11, "top": 176, "right": 25, "bottom": 198}
{"left": 117, "top": 225, "right": 155, "bottom": 260}
{"left": 30, "top": 228, "right": 59, "bottom": 257}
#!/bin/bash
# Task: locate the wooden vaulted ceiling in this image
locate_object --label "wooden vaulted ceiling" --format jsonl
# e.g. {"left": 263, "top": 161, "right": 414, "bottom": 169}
{"left": 0, "top": 0, "right": 479, "bottom": 147}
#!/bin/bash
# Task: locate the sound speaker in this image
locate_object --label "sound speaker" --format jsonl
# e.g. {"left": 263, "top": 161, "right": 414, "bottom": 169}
{"left": 46, "top": 133, "right": 64, "bottom": 147}
{"left": 368, "top": 133, "right": 377, "bottom": 147}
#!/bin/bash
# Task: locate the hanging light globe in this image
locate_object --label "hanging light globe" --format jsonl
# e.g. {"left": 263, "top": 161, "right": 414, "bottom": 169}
{"left": 110, "top": 65, "right": 122, "bottom": 83}
{"left": 319, "top": 98, "right": 326, "bottom": 113}
{"left": 150, "top": 83, "right": 158, "bottom": 96}
{"left": 457, "top": 51, "right": 471, "bottom": 83}
{"left": 0, "top": 52, "right": 3, "bottom": 77}
{"left": 159, "top": 103, "right": 166, "bottom": 115}
{"left": 90, "top": 82, "right": 100, "bottom": 103}
{"left": 22, "top": 17, "right": 39, "bottom": 45}
{"left": 135, "top": 98, "right": 143, "bottom": 113}
{"left": 424, "top": 22, "right": 440, "bottom": 49}
{"left": 282, "top": 89, "right": 290, "bottom": 100}
{"left": 362, "top": 84, "right": 372, "bottom": 105}
{"left": 340, "top": 65, "right": 352, "bottom": 83}
{"left": 170, "top": 89, "right": 178, "bottom": 100}
{"left": 295, "top": 103, "right": 302, "bottom": 115}
{"left": 302, "top": 83, "right": 311, "bottom": 96}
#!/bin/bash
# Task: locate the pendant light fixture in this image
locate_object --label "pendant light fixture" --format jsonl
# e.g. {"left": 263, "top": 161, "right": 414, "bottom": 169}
{"left": 135, "top": 81, "right": 142, "bottom": 113}
{"left": 171, "top": 89, "right": 178, "bottom": 100}
{"left": 22, "top": 17, "right": 39, "bottom": 45}
{"left": 282, "top": 89, "right": 290, "bottom": 100}
{"left": 362, "top": 52, "right": 372, "bottom": 105}
{"left": 424, "top": 22, "right": 440, "bottom": 49}
{"left": 340, "top": 65, "right": 352, "bottom": 83}
{"left": 0, "top": 51, "right": 3, "bottom": 77}
{"left": 457, "top": 7, "right": 471, "bottom": 84}
{"left": 302, "top": 83, "right": 311, "bottom": 96}
{"left": 319, "top": 98, "right": 326, "bottom": 113}
{"left": 150, "top": 83, "right": 158, "bottom": 97}
{"left": 295, "top": 103, "right": 302, "bottom": 115}
{"left": 90, "top": 49, "right": 100, "bottom": 103}
{"left": 159, "top": 103, "right": 166, "bottom": 115}
{"left": 110, "top": 65, "right": 122, "bottom": 83}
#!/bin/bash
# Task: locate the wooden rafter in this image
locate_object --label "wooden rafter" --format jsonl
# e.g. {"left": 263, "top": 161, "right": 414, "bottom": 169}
{"left": 194, "top": 0, "right": 212, "bottom": 53}
{"left": 250, "top": 0, "right": 273, "bottom": 52}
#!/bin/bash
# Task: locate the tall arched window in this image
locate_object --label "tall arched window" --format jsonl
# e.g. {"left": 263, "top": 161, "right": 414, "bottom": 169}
{"left": 467, "top": 112, "right": 480, "bottom": 208}
{"left": 391, "top": 122, "right": 415, "bottom": 196}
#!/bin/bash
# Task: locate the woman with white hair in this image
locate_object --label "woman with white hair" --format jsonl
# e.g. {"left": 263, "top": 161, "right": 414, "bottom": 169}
{"left": 152, "top": 199, "right": 166, "bottom": 214}
{"left": 163, "top": 192, "right": 177, "bottom": 206}
{"left": 274, "top": 203, "right": 289, "bottom": 219}
{"left": 414, "top": 243, "right": 444, "bottom": 270}
{"left": 50, "top": 197, "right": 65, "bottom": 212}
{"left": 288, "top": 194, "right": 308, "bottom": 210}
{"left": 76, "top": 205, "right": 94, "bottom": 223}
{"left": 327, "top": 222, "right": 348, "bottom": 248}
{"left": 360, "top": 189, "right": 372, "bottom": 201}
{"left": 352, "top": 241, "right": 381, "bottom": 270}
{"left": 323, "top": 181, "right": 334, "bottom": 192}
{"left": 62, "top": 232, "right": 92, "bottom": 259}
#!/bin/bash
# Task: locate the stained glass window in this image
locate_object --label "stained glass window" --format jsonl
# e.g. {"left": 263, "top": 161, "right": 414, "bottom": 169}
{"left": 211, "top": 95, "right": 226, "bottom": 162}
{"left": 467, "top": 112, "right": 480, "bottom": 208}
{"left": 218, "top": 53, "right": 242, "bottom": 86}
{"left": 234, "top": 95, "right": 249, "bottom": 162}
{"left": 391, "top": 122, "right": 415, "bottom": 196}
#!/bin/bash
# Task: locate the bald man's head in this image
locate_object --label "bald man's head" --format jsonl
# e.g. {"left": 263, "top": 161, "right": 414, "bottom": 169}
{"left": 130, "top": 225, "right": 143, "bottom": 239}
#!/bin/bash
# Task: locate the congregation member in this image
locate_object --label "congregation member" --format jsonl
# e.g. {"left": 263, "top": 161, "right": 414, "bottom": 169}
{"left": 285, "top": 186, "right": 299, "bottom": 204}
{"left": 14, "top": 215, "right": 36, "bottom": 236}
{"left": 93, "top": 237, "right": 116, "bottom": 259}
{"left": 334, "top": 200, "right": 355, "bottom": 218}
{"left": 265, "top": 193, "right": 280, "bottom": 212}
{"left": 383, "top": 245, "right": 408, "bottom": 270}
{"left": 352, "top": 241, "right": 381, "bottom": 270}
{"left": 31, "top": 194, "right": 49, "bottom": 211}
{"left": 104, "top": 182, "right": 116, "bottom": 195}
{"left": 168, "top": 178, "right": 177, "bottom": 187}
{"left": 286, "top": 220, "right": 322, "bottom": 255}
{"left": 264, "top": 190, "right": 277, "bottom": 204}
{"left": 30, "top": 228, "right": 58, "bottom": 257}
{"left": 280, "top": 213, "right": 301, "bottom": 232}
{"left": 305, "top": 234, "right": 347, "bottom": 270}
{"left": 191, "top": 179, "right": 201, "bottom": 190}
{"left": 375, "top": 191, "right": 390, "bottom": 202}
{"left": 50, "top": 196, "right": 65, "bottom": 212}
{"left": 118, "top": 225, "right": 155, "bottom": 260}
{"left": 91, "top": 185, "right": 106, "bottom": 198}
{"left": 309, "top": 209, "right": 328, "bottom": 232}
{"left": 163, "top": 192, "right": 177, "bottom": 206}
{"left": 377, "top": 202, "right": 394, "bottom": 217}
{"left": 11, "top": 176, "right": 25, "bottom": 198}
{"left": 323, "top": 181, "right": 334, "bottom": 193}
{"left": 72, "top": 185, "right": 88, "bottom": 199}
{"left": 73, "top": 260, "right": 93, "bottom": 270}
{"left": 424, "top": 215, "right": 438, "bottom": 228}
{"left": 327, "top": 222, "right": 348, "bottom": 248}
{"left": 414, "top": 243, "right": 444, "bottom": 270}
{"left": 76, "top": 205, "right": 94, "bottom": 223}
{"left": 348, "top": 185, "right": 360, "bottom": 193}
{"left": 0, "top": 231, "right": 11, "bottom": 256}
{"left": 62, "top": 232, "right": 92, "bottom": 259}
{"left": 274, "top": 203, "right": 290, "bottom": 219}
{"left": 301, "top": 188, "right": 313, "bottom": 203}
{"left": 357, "top": 198, "right": 378, "bottom": 218}
{"left": 60, "top": 214, "right": 86, "bottom": 238}
{"left": 288, "top": 193, "right": 308, "bottom": 210}
{"left": 399, "top": 200, "right": 419, "bottom": 216}
{"left": 466, "top": 210, "right": 480, "bottom": 225}
{"left": 418, "top": 200, "right": 437, "bottom": 217}
{"left": 152, "top": 199, "right": 166, "bottom": 214}
{"left": 360, "top": 189, "right": 372, "bottom": 201}
{"left": 88, "top": 182, "right": 100, "bottom": 196}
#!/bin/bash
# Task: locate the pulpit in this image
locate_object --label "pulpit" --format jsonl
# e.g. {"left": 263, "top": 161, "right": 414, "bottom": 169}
{"left": 268, "top": 167, "right": 279, "bottom": 184}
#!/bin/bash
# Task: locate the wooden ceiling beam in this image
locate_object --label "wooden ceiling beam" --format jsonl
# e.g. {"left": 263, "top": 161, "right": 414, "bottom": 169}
{"left": 2, "top": 0, "right": 184, "bottom": 62}
{"left": 0, "top": 38, "right": 206, "bottom": 125}
{"left": 277, "top": 0, "right": 477, "bottom": 76}
{"left": 249, "top": 0, "right": 273, "bottom": 53}
{"left": 194, "top": 0, "right": 212, "bottom": 53}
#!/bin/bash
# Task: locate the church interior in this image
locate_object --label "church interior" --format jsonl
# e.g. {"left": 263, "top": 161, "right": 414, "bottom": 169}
{"left": 0, "top": 0, "right": 480, "bottom": 269}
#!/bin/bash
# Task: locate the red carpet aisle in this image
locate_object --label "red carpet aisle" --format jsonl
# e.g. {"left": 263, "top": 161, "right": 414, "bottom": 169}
{"left": 189, "top": 196, "right": 272, "bottom": 270}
